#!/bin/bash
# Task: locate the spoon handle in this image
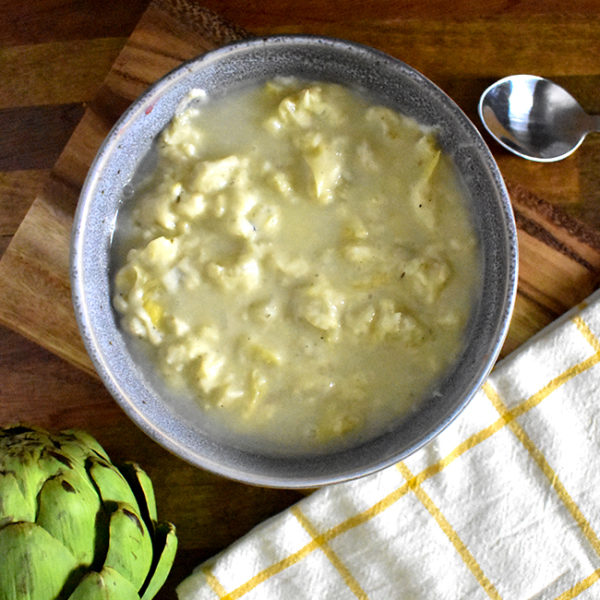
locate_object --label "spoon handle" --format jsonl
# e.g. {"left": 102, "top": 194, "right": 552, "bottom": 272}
{"left": 591, "top": 114, "right": 600, "bottom": 132}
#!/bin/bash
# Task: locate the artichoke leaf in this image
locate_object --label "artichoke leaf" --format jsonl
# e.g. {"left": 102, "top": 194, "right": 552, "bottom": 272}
{"left": 103, "top": 502, "right": 154, "bottom": 592}
{"left": 0, "top": 471, "right": 34, "bottom": 526}
{"left": 47, "top": 432, "right": 97, "bottom": 468}
{"left": 0, "top": 521, "right": 80, "bottom": 600}
{"left": 87, "top": 456, "right": 141, "bottom": 512}
{"left": 36, "top": 468, "right": 102, "bottom": 566}
{"left": 119, "top": 462, "right": 158, "bottom": 524}
{"left": 140, "top": 521, "right": 178, "bottom": 600}
{"left": 0, "top": 426, "right": 64, "bottom": 508}
{"left": 67, "top": 566, "right": 140, "bottom": 600}
{"left": 63, "top": 429, "right": 111, "bottom": 462}
{"left": 0, "top": 425, "right": 177, "bottom": 600}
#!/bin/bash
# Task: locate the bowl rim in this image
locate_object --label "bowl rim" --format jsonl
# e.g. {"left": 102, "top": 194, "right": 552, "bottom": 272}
{"left": 71, "top": 34, "right": 518, "bottom": 488}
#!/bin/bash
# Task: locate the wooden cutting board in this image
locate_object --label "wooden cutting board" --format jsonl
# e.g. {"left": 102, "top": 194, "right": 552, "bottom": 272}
{"left": 2, "top": 1, "right": 600, "bottom": 597}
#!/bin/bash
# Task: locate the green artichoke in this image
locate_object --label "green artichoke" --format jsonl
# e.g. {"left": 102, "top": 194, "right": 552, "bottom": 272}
{"left": 0, "top": 425, "right": 177, "bottom": 600}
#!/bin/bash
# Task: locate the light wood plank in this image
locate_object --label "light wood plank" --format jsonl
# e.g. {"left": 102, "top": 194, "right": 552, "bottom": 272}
{"left": 0, "top": 38, "right": 127, "bottom": 109}
{"left": 0, "top": 169, "right": 49, "bottom": 256}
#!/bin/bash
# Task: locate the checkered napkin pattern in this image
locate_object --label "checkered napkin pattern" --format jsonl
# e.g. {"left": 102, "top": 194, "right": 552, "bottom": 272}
{"left": 177, "top": 290, "right": 600, "bottom": 600}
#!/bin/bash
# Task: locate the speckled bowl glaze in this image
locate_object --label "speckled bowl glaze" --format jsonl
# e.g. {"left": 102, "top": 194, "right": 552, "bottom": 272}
{"left": 71, "top": 35, "right": 518, "bottom": 488}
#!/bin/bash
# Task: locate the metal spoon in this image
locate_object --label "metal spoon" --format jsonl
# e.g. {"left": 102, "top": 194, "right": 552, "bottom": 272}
{"left": 478, "top": 74, "right": 600, "bottom": 162}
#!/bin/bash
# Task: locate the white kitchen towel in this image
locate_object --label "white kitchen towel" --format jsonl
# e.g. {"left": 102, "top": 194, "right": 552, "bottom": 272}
{"left": 177, "top": 289, "right": 600, "bottom": 600}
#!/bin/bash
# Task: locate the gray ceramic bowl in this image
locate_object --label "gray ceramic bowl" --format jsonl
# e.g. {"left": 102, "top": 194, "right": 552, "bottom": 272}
{"left": 71, "top": 35, "right": 517, "bottom": 488}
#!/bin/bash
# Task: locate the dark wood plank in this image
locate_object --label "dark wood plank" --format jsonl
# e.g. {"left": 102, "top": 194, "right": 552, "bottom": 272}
{"left": 0, "top": 0, "right": 150, "bottom": 46}
{"left": 199, "top": 0, "right": 600, "bottom": 25}
{"left": 200, "top": 3, "right": 600, "bottom": 79}
{"left": 0, "top": 104, "right": 85, "bottom": 171}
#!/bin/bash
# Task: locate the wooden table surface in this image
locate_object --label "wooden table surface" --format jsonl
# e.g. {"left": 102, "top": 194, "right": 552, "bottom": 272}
{"left": 1, "top": 2, "right": 600, "bottom": 598}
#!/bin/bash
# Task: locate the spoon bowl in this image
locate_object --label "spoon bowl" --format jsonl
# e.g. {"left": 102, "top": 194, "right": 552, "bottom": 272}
{"left": 478, "top": 74, "right": 600, "bottom": 162}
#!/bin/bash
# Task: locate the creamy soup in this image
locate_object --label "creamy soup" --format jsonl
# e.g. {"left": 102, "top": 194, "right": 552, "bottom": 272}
{"left": 112, "top": 78, "right": 480, "bottom": 452}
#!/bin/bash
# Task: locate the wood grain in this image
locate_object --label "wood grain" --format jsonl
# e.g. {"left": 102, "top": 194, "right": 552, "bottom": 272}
{"left": 200, "top": 0, "right": 600, "bottom": 24}
{"left": 0, "top": 38, "right": 128, "bottom": 109}
{"left": 2, "top": 2, "right": 600, "bottom": 598}
{"left": 201, "top": 3, "right": 600, "bottom": 78}
{"left": 0, "top": 0, "right": 248, "bottom": 370}
{"left": 0, "top": 4, "right": 302, "bottom": 598}
{"left": 0, "top": 169, "right": 48, "bottom": 255}
{"left": 0, "top": 0, "right": 148, "bottom": 46}
{"left": 2, "top": 0, "right": 600, "bottom": 370}
{"left": 0, "top": 324, "right": 304, "bottom": 597}
{"left": 0, "top": 104, "right": 84, "bottom": 170}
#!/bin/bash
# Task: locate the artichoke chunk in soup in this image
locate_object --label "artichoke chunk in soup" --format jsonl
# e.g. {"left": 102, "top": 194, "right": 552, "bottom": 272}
{"left": 112, "top": 77, "right": 480, "bottom": 453}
